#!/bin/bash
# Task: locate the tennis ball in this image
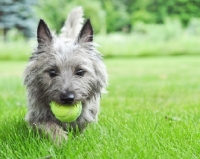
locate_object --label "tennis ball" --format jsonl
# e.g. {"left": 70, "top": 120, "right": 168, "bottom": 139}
{"left": 50, "top": 101, "right": 82, "bottom": 122}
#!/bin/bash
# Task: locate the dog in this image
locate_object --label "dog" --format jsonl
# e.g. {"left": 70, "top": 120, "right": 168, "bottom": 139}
{"left": 23, "top": 7, "right": 108, "bottom": 142}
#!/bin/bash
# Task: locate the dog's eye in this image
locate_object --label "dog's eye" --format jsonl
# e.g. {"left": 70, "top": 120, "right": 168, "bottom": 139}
{"left": 75, "top": 69, "right": 85, "bottom": 77}
{"left": 49, "top": 69, "right": 57, "bottom": 78}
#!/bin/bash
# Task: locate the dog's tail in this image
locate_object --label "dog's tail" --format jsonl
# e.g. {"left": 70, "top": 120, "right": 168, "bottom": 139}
{"left": 60, "top": 6, "right": 84, "bottom": 39}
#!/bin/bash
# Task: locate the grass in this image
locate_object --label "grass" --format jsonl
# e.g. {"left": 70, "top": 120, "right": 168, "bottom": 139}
{"left": 0, "top": 56, "right": 200, "bottom": 158}
{"left": 0, "top": 42, "right": 32, "bottom": 61}
{"left": 96, "top": 33, "right": 200, "bottom": 57}
{"left": 1, "top": 31, "right": 200, "bottom": 61}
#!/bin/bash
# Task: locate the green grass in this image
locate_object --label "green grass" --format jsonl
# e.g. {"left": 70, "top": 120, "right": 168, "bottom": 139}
{"left": 0, "top": 42, "right": 32, "bottom": 61}
{"left": 1, "top": 32, "right": 200, "bottom": 61}
{"left": 96, "top": 33, "right": 200, "bottom": 57}
{"left": 0, "top": 56, "right": 200, "bottom": 158}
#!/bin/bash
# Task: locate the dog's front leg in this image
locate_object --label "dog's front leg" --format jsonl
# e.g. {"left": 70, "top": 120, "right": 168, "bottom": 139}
{"left": 32, "top": 122, "right": 68, "bottom": 143}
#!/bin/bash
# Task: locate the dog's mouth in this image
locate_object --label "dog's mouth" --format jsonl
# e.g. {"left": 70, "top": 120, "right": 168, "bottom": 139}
{"left": 49, "top": 91, "right": 84, "bottom": 107}
{"left": 49, "top": 100, "right": 81, "bottom": 107}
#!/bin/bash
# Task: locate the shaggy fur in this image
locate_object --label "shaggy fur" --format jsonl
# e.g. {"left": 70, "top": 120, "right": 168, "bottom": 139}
{"left": 23, "top": 7, "right": 108, "bottom": 142}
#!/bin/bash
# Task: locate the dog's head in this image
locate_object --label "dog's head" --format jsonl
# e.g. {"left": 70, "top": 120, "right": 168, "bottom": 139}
{"left": 24, "top": 19, "right": 107, "bottom": 106}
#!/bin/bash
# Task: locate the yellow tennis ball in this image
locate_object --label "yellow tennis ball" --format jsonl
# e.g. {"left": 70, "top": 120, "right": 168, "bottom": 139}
{"left": 50, "top": 101, "right": 82, "bottom": 122}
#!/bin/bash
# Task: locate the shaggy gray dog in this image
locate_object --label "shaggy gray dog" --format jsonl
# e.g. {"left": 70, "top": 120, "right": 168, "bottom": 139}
{"left": 23, "top": 7, "right": 108, "bottom": 142}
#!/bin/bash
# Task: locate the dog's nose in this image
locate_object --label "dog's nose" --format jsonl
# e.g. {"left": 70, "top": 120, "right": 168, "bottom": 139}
{"left": 60, "top": 92, "right": 75, "bottom": 105}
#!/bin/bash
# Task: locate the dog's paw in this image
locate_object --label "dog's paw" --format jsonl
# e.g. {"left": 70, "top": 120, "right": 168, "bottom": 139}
{"left": 32, "top": 122, "right": 68, "bottom": 145}
{"left": 52, "top": 127, "right": 68, "bottom": 144}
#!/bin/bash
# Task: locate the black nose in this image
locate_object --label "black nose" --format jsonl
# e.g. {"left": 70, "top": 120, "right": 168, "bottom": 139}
{"left": 60, "top": 92, "right": 75, "bottom": 105}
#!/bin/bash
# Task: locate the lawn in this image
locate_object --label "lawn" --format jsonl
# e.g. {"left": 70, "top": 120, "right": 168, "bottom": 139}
{"left": 0, "top": 56, "right": 200, "bottom": 159}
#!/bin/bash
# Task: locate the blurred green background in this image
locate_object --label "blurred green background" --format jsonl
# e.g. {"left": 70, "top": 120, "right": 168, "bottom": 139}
{"left": 1, "top": 0, "right": 200, "bottom": 60}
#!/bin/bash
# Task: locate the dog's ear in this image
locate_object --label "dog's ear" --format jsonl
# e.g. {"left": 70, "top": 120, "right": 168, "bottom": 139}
{"left": 77, "top": 19, "right": 93, "bottom": 43}
{"left": 37, "top": 19, "right": 52, "bottom": 46}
